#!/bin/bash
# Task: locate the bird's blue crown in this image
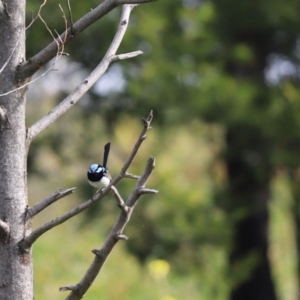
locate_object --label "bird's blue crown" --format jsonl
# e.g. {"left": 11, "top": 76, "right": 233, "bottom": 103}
{"left": 88, "top": 164, "right": 106, "bottom": 174}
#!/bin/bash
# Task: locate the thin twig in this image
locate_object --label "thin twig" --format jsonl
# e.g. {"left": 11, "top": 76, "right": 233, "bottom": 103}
{"left": 26, "top": 4, "right": 137, "bottom": 145}
{"left": 59, "top": 285, "right": 77, "bottom": 292}
{"left": 0, "top": 1, "right": 67, "bottom": 98}
{"left": 138, "top": 188, "right": 158, "bottom": 195}
{"left": 39, "top": 14, "right": 60, "bottom": 48}
{"left": 118, "top": 110, "right": 153, "bottom": 176}
{"left": 17, "top": 0, "right": 156, "bottom": 80}
{"left": 110, "top": 50, "right": 143, "bottom": 63}
{"left": 26, "top": 187, "right": 76, "bottom": 221}
{"left": 111, "top": 186, "right": 127, "bottom": 211}
{"left": 58, "top": 4, "right": 68, "bottom": 44}
{"left": 25, "top": 0, "right": 47, "bottom": 30}
{"left": 124, "top": 172, "right": 140, "bottom": 179}
{"left": 61, "top": 157, "right": 157, "bottom": 300}
{"left": 0, "top": 64, "right": 57, "bottom": 97}
{"left": 66, "top": 0, "right": 75, "bottom": 35}
{"left": 19, "top": 196, "right": 103, "bottom": 251}
{"left": 115, "top": 233, "right": 129, "bottom": 240}
{"left": 126, "top": 157, "right": 157, "bottom": 206}
{"left": 19, "top": 111, "right": 153, "bottom": 251}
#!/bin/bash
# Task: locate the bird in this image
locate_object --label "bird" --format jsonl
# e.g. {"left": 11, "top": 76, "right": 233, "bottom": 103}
{"left": 87, "top": 142, "right": 112, "bottom": 188}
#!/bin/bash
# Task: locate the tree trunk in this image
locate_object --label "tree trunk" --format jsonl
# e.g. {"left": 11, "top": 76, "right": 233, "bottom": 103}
{"left": 0, "top": 1, "right": 33, "bottom": 299}
{"left": 226, "top": 125, "right": 277, "bottom": 300}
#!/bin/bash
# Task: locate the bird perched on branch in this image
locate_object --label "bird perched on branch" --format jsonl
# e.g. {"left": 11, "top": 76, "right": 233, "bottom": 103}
{"left": 87, "top": 142, "right": 112, "bottom": 188}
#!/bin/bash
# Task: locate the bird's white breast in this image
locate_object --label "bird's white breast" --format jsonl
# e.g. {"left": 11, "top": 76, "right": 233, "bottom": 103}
{"left": 88, "top": 176, "right": 110, "bottom": 188}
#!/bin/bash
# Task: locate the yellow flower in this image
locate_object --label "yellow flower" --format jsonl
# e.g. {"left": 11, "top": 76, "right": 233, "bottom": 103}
{"left": 161, "top": 296, "right": 177, "bottom": 300}
{"left": 148, "top": 259, "right": 170, "bottom": 279}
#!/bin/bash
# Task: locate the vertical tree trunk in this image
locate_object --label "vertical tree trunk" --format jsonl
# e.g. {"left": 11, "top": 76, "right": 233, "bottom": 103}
{"left": 0, "top": 1, "right": 33, "bottom": 299}
{"left": 226, "top": 125, "right": 277, "bottom": 300}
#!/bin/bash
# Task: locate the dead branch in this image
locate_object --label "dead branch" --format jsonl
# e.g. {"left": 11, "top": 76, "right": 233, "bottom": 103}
{"left": 65, "top": 0, "right": 74, "bottom": 36}
{"left": 110, "top": 50, "right": 143, "bottom": 63}
{"left": 0, "top": 1, "right": 67, "bottom": 98}
{"left": 118, "top": 111, "right": 153, "bottom": 176}
{"left": 124, "top": 172, "right": 140, "bottom": 179}
{"left": 19, "top": 111, "right": 153, "bottom": 251}
{"left": 59, "top": 285, "right": 77, "bottom": 292}
{"left": 25, "top": 188, "right": 76, "bottom": 221}
{"left": 25, "top": 0, "right": 47, "bottom": 30}
{"left": 17, "top": 0, "right": 156, "bottom": 81}
{"left": 111, "top": 185, "right": 127, "bottom": 210}
{"left": 26, "top": 4, "right": 141, "bottom": 146}
{"left": 61, "top": 157, "right": 157, "bottom": 300}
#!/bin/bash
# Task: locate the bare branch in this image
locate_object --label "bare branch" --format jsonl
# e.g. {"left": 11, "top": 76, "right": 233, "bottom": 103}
{"left": 59, "top": 285, "right": 77, "bottom": 292}
{"left": 0, "top": 2, "right": 68, "bottom": 98}
{"left": 58, "top": 4, "right": 69, "bottom": 45}
{"left": 124, "top": 172, "right": 140, "bottom": 179}
{"left": 25, "top": 0, "right": 47, "bottom": 30}
{"left": 19, "top": 193, "right": 105, "bottom": 251}
{"left": 19, "top": 111, "right": 153, "bottom": 250}
{"left": 111, "top": 186, "right": 127, "bottom": 211}
{"left": 39, "top": 13, "right": 61, "bottom": 47}
{"left": 61, "top": 157, "right": 156, "bottom": 300}
{"left": 0, "top": 63, "right": 58, "bottom": 97}
{"left": 138, "top": 187, "right": 158, "bottom": 195}
{"left": 126, "top": 157, "right": 156, "bottom": 206}
{"left": 114, "top": 233, "right": 129, "bottom": 240}
{"left": 26, "top": 4, "right": 137, "bottom": 144}
{"left": 18, "top": 0, "right": 116, "bottom": 80}
{"left": 118, "top": 110, "right": 153, "bottom": 177}
{"left": 110, "top": 50, "right": 143, "bottom": 63}
{"left": 17, "top": 0, "right": 151, "bottom": 80}
{"left": 26, "top": 187, "right": 76, "bottom": 221}
{"left": 66, "top": 0, "right": 75, "bottom": 35}
{"left": 18, "top": 0, "right": 156, "bottom": 80}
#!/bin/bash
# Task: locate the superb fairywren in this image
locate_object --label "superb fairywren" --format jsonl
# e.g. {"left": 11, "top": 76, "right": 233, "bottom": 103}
{"left": 87, "top": 142, "right": 112, "bottom": 188}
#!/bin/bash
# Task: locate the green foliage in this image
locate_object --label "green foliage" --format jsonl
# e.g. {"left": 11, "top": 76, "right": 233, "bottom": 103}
{"left": 28, "top": 106, "right": 231, "bottom": 298}
{"left": 26, "top": 0, "right": 300, "bottom": 298}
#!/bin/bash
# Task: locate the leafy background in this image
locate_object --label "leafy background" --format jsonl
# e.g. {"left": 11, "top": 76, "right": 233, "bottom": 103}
{"left": 25, "top": 0, "right": 300, "bottom": 299}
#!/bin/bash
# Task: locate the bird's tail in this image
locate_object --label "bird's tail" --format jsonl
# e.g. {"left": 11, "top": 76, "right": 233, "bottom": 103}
{"left": 103, "top": 142, "right": 111, "bottom": 168}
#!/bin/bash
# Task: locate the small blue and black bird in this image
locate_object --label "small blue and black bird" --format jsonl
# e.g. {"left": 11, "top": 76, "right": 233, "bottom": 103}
{"left": 87, "top": 142, "right": 112, "bottom": 188}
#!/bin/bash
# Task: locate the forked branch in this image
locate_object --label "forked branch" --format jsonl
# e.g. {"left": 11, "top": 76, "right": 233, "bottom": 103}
{"left": 0, "top": 1, "right": 68, "bottom": 98}
{"left": 19, "top": 111, "right": 153, "bottom": 251}
{"left": 17, "top": 0, "right": 156, "bottom": 80}
{"left": 25, "top": 187, "right": 76, "bottom": 221}
{"left": 60, "top": 157, "right": 157, "bottom": 300}
{"left": 26, "top": 4, "right": 141, "bottom": 146}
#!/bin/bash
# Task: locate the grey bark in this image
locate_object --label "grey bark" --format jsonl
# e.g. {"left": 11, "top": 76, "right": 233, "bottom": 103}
{"left": 0, "top": 1, "right": 33, "bottom": 299}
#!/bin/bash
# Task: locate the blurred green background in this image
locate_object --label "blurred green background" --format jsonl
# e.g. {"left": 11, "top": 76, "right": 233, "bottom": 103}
{"left": 25, "top": 0, "right": 300, "bottom": 299}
